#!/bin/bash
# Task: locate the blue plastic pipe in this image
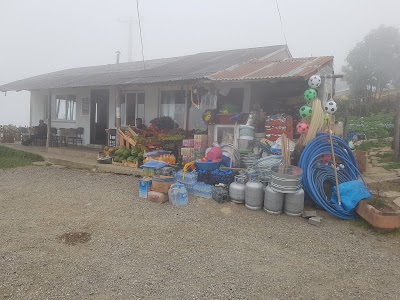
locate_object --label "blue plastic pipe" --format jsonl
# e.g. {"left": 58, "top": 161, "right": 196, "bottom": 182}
{"left": 299, "top": 133, "right": 365, "bottom": 219}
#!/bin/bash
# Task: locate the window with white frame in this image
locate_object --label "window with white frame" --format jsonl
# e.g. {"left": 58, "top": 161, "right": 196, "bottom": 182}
{"left": 125, "top": 92, "right": 145, "bottom": 126}
{"left": 56, "top": 95, "right": 76, "bottom": 121}
{"left": 160, "top": 90, "right": 187, "bottom": 129}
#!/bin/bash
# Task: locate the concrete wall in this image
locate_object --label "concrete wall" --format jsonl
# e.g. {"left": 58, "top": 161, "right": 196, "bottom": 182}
{"left": 31, "top": 87, "right": 91, "bottom": 145}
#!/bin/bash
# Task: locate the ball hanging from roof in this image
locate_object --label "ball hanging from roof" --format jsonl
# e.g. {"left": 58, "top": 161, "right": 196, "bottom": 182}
{"left": 308, "top": 75, "right": 322, "bottom": 88}
{"left": 202, "top": 109, "right": 216, "bottom": 124}
{"left": 304, "top": 88, "right": 317, "bottom": 102}
{"left": 299, "top": 105, "right": 312, "bottom": 118}
{"left": 296, "top": 121, "right": 310, "bottom": 134}
{"left": 324, "top": 100, "right": 337, "bottom": 114}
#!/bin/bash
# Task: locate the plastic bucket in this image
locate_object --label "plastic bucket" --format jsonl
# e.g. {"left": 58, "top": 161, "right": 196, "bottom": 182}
{"left": 206, "top": 147, "right": 222, "bottom": 161}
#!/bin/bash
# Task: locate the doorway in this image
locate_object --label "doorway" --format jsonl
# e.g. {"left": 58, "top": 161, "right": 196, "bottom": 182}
{"left": 90, "top": 89, "right": 109, "bottom": 145}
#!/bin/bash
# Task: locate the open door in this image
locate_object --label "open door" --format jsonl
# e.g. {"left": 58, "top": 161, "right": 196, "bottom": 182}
{"left": 90, "top": 89, "right": 109, "bottom": 145}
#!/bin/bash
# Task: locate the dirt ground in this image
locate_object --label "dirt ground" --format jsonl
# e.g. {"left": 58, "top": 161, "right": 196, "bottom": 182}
{"left": 1, "top": 166, "right": 400, "bottom": 300}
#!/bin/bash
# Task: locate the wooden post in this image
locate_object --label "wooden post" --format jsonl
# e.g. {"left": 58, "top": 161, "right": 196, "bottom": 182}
{"left": 46, "top": 90, "right": 52, "bottom": 150}
{"left": 329, "top": 115, "right": 341, "bottom": 205}
{"left": 395, "top": 99, "right": 400, "bottom": 160}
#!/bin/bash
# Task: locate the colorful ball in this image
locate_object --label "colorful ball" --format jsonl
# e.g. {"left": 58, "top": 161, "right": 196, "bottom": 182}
{"left": 321, "top": 154, "right": 332, "bottom": 164}
{"left": 323, "top": 113, "right": 329, "bottom": 124}
{"left": 296, "top": 121, "right": 310, "bottom": 134}
{"left": 324, "top": 100, "right": 337, "bottom": 114}
{"left": 308, "top": 75, "right": 322, "bottom": 88}
{"left": 304, "top": 88, "right": 317, "bottom": 101}
{"left": 299, "top": 105, "right": 312, "bottom": 118}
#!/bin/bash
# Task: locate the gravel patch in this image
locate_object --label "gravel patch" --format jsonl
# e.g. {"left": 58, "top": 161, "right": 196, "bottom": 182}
{"left": 0, "top": 166, "right": 399, "bottom": 299}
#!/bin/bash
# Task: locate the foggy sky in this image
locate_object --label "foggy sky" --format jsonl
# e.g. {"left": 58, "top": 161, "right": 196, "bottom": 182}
{"left": 1, "top": 0, "right": 399, "bottom": 126}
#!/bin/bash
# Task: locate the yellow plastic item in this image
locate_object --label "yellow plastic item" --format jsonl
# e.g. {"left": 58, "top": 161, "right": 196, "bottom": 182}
{"left": 182, "top": 161, "right": 195, "bottom": 180}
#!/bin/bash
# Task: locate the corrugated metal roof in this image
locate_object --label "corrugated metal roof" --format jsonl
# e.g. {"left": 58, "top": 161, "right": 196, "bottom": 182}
{"left": 207, "top": 56, "right": 334, "bottom": 81}
{"left": 0, "top": 45, "right": 287, "bottom": 91}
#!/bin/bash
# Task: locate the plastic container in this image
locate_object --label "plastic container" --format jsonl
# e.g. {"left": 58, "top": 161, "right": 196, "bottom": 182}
{"left": 174, "top": 170, "right": 198, "bottom": 184}
{"left": 195, "top": 161, "right": 221, "bottom": 171}
{"left": 216, "top": 114, "right": 235, "bottom": 124}
{"left": 168, "top": 183, "right": 189, "bottom": 206}
{"left": 191, "top": 182, "right": 213, "bottom": 199}
{"left": 206, "top": 147, "right": 222, "bottom": 161}
{"left": 139, "top": 178, "right": 152, "bottom": 199}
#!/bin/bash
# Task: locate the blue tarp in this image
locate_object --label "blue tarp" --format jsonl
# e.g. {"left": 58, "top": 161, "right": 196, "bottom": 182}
{"left": 331, "top": 180, "right": 372, "bottom": 212}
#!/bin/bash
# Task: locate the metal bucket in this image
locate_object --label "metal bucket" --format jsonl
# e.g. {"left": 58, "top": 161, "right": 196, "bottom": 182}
{"left": 264, "top": 185, "right": 284, "bottom": 214}
{"left": 284, "top": 188, "right": 304, "bottom": 216}
{"left": 270, "top": 165, "right": 302, "bottom": 194}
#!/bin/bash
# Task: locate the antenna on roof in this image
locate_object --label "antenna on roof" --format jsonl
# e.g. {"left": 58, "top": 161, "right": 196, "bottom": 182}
{"left": 118, "top": 16, "right": 143, "bottom": 62}
{"left": 116, "top": 51, "right": 121, "bottom": 64}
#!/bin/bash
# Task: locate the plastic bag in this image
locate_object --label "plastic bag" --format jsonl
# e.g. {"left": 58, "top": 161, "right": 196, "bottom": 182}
{"left": 331, "top": 180, "right": 372, "bottom": 212}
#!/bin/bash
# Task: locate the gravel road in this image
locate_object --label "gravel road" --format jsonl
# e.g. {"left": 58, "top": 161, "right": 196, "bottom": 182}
{"left": 0, "top": 166, "right": 399, "bottom": 299}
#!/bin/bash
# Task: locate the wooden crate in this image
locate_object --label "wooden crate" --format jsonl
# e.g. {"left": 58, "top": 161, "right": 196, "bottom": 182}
{"left": 123, "top": 161, "right": 142, "bottom": 168}
{"left": 112, "top": 159, "right": 126, "bottom": 166}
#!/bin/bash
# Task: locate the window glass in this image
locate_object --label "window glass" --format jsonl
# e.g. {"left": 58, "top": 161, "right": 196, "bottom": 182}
{"left": 137, "top": 93, "right": 145, "bottom": 120}
{"left": 56, "top": 95, "right": 76, "bottom": 121}
{"left": 126, "top": 93, "right": 136, "bottom": 126}
{"left": 160, "top": 91, "right": 186, "bottom": 128}
{"left": 124, "top": 92, "right": 145, "bottom": 126}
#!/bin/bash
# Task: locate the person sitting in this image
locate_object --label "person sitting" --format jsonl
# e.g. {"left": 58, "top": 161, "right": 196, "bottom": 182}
{"left": 22, "top": 120, "right": 47, "bottom": 146}
{"left": 135, "top": 118, "right": 147, "bottom": 130}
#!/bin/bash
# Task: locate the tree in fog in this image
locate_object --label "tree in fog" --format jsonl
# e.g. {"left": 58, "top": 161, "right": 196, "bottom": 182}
{"left": 343, "top": 25, "right": 400, "bottom": 103}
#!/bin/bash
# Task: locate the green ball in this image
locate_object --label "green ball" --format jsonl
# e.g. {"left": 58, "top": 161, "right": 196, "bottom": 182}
{"left": 299, "top": 105, "right": 312, "bottom": 118}
{"left": 304, "top": 88, "right": 317, "bottom": 101}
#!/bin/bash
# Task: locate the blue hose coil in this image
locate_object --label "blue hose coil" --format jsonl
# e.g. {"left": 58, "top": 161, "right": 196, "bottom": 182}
{"left": 299, "top": 133, "right": 365, "bottom": 219}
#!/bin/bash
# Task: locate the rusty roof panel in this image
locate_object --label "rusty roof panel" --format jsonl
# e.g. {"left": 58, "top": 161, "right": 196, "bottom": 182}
{"left": 208, "top": 56, "right": 333, "bottom": 81}
{"left": 0, "top": 45, "right": 287, "bottom": 91}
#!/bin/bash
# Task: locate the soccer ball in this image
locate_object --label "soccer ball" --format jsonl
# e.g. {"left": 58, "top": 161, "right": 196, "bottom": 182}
{"left": 304, "top": 88, "right": 317, "bottom": 101}
{"left": 299, "top": 105, "right": 312, "bottom": 118}
{"left": 296, "top": 121, "right": 310, "bottom": 134}
{"left": 324, "top": 100, "right": 337, "bottom": 114}
{"left": 308, "top": 75, "right": 322, "bottom": 88}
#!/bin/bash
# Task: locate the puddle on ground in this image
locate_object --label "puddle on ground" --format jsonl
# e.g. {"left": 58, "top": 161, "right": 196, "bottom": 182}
{"left": 57, "top": 232, "right": 91, "bottom": 245}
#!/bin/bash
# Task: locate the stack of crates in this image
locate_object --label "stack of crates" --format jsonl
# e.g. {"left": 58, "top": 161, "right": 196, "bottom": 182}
{"left": 265, "top": 115, "right": 293, "bottom": 142}
{"left": 181, "top": 139, "right": 194, "bottom": 164}
{"left": 193, "top": 134, "right": 208, "bottom": 160}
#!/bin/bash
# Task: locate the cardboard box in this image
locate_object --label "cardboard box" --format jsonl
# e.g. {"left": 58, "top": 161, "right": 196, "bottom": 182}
{"left": 151, "top": 176, "right": 174, "bottom": 194}
{"left": 139, "top": 178, "right": 152, "bottom": 199}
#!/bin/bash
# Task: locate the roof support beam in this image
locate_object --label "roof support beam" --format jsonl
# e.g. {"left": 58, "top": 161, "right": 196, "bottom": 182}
{"left": 46, "top": 89, "right": 52, "bottom": 150}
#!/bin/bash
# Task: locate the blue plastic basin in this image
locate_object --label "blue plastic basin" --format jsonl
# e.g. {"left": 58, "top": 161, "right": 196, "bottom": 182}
{"left": 195, "top": 161, "right": 221, "bottom": 171}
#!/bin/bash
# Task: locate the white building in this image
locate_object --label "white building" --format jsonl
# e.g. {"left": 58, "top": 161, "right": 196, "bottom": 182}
{"left": 0, "top": 45, "right": 334, "bottom": 146}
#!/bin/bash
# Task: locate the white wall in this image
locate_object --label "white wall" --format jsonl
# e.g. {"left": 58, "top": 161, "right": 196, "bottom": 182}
{"left": 30, "top": 90, "right": 48, "bottom": 126}
{"left": 31, "top": 87, "right": 91, "bottom": 145}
